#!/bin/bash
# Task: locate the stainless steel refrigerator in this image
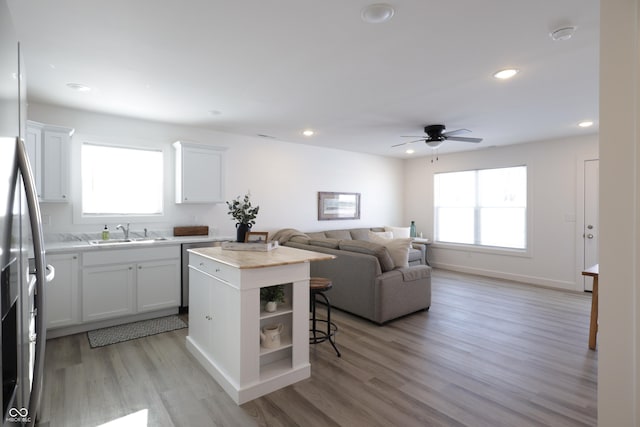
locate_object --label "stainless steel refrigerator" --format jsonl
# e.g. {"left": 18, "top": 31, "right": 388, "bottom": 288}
{"left": 1, "top": 1, "right": 51, "bottom": 425}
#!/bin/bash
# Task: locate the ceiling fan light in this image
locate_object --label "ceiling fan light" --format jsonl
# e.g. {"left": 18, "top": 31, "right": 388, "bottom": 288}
{"left": 427, "top": 140, "right": 444, "bottom": 148}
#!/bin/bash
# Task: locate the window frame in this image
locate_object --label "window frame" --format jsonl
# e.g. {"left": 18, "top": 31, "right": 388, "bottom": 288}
{"left": 72, "top": 139, "right": 169, "bottom": 225}
{"left": 433, "top": 164, "right": 532, "bottom": 257}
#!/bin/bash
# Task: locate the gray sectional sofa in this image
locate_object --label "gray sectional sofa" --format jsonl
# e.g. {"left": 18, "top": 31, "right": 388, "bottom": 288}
{"left": 271, "top": 227, "right": 431, "bottom": 324}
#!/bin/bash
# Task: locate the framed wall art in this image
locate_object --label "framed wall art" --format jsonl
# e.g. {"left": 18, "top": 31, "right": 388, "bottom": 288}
{"left": 318, "top": 191, "right": 361, "bottom": 220}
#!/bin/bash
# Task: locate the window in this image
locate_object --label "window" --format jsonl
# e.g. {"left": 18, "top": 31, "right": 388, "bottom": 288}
{"left": 81, "top": 143, "right": 163, "bottom": 216}
{"left": 434, "top": 166, "right": 527, "bottom": 249}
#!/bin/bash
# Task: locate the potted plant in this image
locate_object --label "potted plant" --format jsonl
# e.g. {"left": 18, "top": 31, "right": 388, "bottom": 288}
{"left": 226, "top": 192, "right": 260, "bottom": 242}
{"left": 260, "top": 285, "right": 285, "bottom": 312}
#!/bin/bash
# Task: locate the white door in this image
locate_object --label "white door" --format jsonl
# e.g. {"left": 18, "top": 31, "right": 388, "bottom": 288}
{"left": 583, "top": 159, "right": 599, "bottom": 291}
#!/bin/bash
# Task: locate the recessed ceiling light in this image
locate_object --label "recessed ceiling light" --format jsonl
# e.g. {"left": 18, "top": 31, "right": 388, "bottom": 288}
{"left": 550, "top": 26, "right": 577, "bottom": 41}
{"left": 361, "top": 4, "right": 395, "bottom": 24}
{"left": 578, "top": 120, "right": 594, "bottom": 128}
{"left": 302, "top": 129, "right": 315, "bottom": 137}
{"left": 493, "top": 69, "right": 519, "bottom": 80}
{"left": 405, "top": 149, "right": 415, "bottom": 154}
{"left": 66, "top": 82, "right": 91, "bottom": 92}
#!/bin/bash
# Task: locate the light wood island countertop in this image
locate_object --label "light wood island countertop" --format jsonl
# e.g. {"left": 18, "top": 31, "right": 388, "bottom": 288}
{"left": 188, "top": 245, "right": 335, "bottom": 269}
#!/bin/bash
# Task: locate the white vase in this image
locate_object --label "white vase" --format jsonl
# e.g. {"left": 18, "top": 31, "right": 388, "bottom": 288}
{"left": 260, "top": 323, "right": 283, "bottom": 348}
{"left": 265, "top": 301, "right": 277, "bottom": 312}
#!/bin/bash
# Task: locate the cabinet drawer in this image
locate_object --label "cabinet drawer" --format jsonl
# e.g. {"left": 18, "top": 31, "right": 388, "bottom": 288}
{"left": 189, "top": 253, "right": 237, "bottom": 283}
{"left": 83, "top": 245, "right": 180, "bottom": 266}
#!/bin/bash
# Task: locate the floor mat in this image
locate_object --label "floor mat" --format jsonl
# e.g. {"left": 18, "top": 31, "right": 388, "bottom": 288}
{"left": 87, "top": 315, "right": 187, "bottom": 348}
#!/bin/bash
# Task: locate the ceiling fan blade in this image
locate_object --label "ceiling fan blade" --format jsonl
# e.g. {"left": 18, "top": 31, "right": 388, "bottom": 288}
{"left": 392, "top": 139, "right": 426, "bottom": 147}
{"left": 447, "top": 136, "right": 483, "bottom": 143}
{"left": 400, "top": 135, "right": 427, "bottom": 138}
{"left": 442, "top": 128, "right": 471, "bottom": 137}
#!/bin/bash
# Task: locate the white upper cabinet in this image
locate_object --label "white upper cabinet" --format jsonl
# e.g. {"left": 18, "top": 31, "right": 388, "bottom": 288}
{"left": 25, "top": 120, "right": 74, "bottom": 202}
{"left": 174, "top": 141, "right": 226, "bottom": 204}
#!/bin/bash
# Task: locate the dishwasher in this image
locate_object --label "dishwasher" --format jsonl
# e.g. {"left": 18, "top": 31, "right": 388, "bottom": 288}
{"left": 181, "top": 241, "right": 221, "bottom": 310}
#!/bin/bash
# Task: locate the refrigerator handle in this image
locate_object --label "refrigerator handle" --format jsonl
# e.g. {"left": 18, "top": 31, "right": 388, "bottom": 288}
{"left": 16, "top": 137, "right": 47, "bottom": 427}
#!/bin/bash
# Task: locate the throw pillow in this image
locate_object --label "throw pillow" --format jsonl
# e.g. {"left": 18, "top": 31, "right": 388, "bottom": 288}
{"left": 384, "top": 226, "right": 411, "bottom": 238}
{"left": 371, "top": 231, "right": 394, "bottom": 239}
{"left": 369, "top": 232, "right": 411, "bottom": 268}
{"left": 338, "top": 240, "right": 395, "bottom": 272}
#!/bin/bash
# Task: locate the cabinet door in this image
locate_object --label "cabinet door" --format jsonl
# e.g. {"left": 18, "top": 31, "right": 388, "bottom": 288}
{"left": 46, "top": 253, "right": 79, "bottom": 329}
{"left": 176, "top": 143, "right": 225, "bottom": 203}
{"left": 137, "top": 259, "right": 180, "bottom": 312}
{"left": 25, "top": 124, "right": 42, "bottom": 198}
{"left": 82, "top": 264, "right": 135, "bottom": 321}
{"left": 42, "top": 129, "right": 69, "bottom": 201}
{"left": 188, "top": 268, "right": 212, "bottom": 353}
{"left": 208, "top": 277, "right": 240, "bottom": 379}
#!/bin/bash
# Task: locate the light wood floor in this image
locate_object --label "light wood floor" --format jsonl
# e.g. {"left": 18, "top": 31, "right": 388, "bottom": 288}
{"left": 37, "top": 270, "right": 597, "bottom": 427}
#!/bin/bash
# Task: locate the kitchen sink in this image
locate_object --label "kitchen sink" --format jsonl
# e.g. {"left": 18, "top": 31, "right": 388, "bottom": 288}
{"left": 88, "top": 237, "right": 168, "bottom": 246}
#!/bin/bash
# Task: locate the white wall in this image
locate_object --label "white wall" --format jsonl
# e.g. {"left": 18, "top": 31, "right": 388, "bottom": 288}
{"left": 404, "top": 135, "right": 598, "bottom": 291}
{"left": 28, "top": 103, "right": 405, "bottom": 238}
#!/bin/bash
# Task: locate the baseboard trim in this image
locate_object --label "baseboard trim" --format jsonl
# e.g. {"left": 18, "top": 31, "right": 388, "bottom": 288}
{"left": 431, "top": 262, "right": 579, "bottom": 291}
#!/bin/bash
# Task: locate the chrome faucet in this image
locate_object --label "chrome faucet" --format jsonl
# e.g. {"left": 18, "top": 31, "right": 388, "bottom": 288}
{"left": 116, "top": 223, "right": 130, "bottom": 239}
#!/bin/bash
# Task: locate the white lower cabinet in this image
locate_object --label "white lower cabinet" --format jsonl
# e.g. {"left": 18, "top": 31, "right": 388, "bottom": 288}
{"left": 46, "top": 253, "right": 80, "bottom": 329}
{"left": 81, "top": 245, "right": 180, "bottom": 322}
{"left": 82, "top": 263, "right": 135, "bottom": 322}
{"left": 136, "top": 259, "right": 181, "bottom": 312}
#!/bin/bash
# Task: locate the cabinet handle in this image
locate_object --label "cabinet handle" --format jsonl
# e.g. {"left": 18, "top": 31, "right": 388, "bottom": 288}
{"left": 215, "top": 268, "right": 221, "bottom": 272}
{"left": 138, "top": 266, "right": 142, "bottom": 269}
{"left": 129, "top": 266, "right": 133, "bottom": 270}
{"left": 73, "top": 256, "right": 77, "bottom": 260}
{"left": 62, "top": 195, "right": 66, "bottom": 198}
{"left": 199, "top": 262, "right": 205, "bottom": 267}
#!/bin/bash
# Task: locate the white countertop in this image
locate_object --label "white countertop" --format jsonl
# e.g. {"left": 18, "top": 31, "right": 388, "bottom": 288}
{"left": 190, "top": 246, "right": 335, "bottom": 269}
{"left": 45, "top": 234, "right": 233, "bottom": 253}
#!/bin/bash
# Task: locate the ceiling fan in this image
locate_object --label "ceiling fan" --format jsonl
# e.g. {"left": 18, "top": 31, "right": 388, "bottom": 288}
{"left": 393, "top": 124, "right": 483, "bottom": 149}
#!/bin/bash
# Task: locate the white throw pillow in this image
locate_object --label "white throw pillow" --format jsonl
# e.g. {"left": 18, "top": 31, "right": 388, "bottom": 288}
{"left": 384, "top": 226, "right": 411, "bottom": 238}
{"left": 370, "top": 231, "right": 394, "bottom": 239}
{"left": 369, "top": 231, "right": 411, "bottom": 268}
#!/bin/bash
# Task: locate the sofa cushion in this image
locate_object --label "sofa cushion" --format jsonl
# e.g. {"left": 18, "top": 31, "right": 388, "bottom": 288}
{"left": 349, "top": 228, "right": 372, "bottom": 241}
{"left": 338, "top": 240, "right": 395, "bottom": 272}
{"left": 325, "top": 229, "right": 353, "bottom": 240}
{"left": 289, "top": 235, "right": 310, "bottom": 244}
{"left": 309, "top": 238, "right": 341, "bottom": 249}
{"left": 369, "top": 232, "right": 411, "bottom": 268}
{"left": 307, "top": 231, "right": 327, "bottom": 239}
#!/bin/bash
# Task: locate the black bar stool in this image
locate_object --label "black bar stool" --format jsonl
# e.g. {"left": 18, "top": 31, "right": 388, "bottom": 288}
{"left": 309, "top": 277, "right": 341, "bottom": 357}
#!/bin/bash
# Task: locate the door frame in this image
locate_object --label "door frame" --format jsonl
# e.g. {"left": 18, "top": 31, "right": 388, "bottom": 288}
{"left": 576, "top": 156, "right": 599, "bottom": 291}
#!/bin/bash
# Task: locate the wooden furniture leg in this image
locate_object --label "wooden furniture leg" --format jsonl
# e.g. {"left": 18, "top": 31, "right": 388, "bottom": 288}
{"left": 588, "top": 274, "right": 598, "bottom": 350}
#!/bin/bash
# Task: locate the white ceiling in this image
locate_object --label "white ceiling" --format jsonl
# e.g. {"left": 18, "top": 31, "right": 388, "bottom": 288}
{"left": 7, "top": 0, "right": 599, "bottom": 158}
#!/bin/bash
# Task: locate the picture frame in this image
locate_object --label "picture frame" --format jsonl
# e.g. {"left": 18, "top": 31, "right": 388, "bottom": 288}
{"left": 245, "top": 231, "right": 269, "bottom": 243}
{"left": 318, "top": 191, "right": 361, "bottom": 220}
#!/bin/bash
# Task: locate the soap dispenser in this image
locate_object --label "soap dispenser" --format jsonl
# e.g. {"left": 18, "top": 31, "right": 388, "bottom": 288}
{"left": 410, "top": 221, "right": 417, "bottom": 238}
{"left": 102, "top": 225, "right": 110, "bottom": 240}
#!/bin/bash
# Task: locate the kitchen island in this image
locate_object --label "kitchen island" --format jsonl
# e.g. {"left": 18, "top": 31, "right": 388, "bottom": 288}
{"left": 186, "top": 245, "right": 334, "bottom": 404}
